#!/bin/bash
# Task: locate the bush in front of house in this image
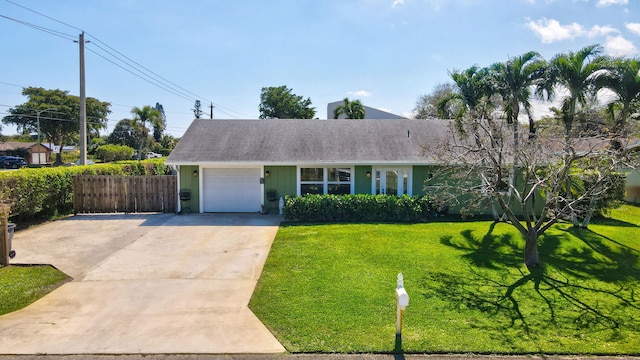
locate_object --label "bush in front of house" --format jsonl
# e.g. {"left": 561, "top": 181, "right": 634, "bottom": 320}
{"left": 95, "top": 144, "right": 135, "bottom": 162}
{"left": 283, "top": 194, "right": 437, "bottom": 222}
{"left": 0, "top": 159, "right": 173, "bottom": 221}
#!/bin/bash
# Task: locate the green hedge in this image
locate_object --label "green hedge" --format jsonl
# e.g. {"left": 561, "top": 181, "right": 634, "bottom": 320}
{"left": 283, "top": 194, "right": 437, "bottom": 222}
{"left": 95, "top": 144, "right": 135, "bottom": 162}
{"left": 0, "top": 159, "right": 172, "bottom": 221}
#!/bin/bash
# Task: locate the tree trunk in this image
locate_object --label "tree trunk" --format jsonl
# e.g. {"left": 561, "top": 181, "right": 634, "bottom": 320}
{"left": 55, "top": 148, "right": 63, "bottom": 165}
{"left": 524, "top": 230, "right": 539, "bottom": 269}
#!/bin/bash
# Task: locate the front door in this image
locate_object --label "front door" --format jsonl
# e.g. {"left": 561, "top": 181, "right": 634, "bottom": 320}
{"left": 375, "top": 167, "right": 411, "bottom": 195}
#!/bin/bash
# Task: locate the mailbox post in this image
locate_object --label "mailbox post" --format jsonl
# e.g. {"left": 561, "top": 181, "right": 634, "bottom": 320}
{"left": 395, "top": 273, "right": 409, "bottom": 336}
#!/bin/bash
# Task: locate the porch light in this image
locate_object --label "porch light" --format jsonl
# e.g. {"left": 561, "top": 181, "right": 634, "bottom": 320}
{"left": 366, "top": 171, "right": 371, "bottom": 178}
{"left": 193, "top": 170, "right": 198, "bottom": 177}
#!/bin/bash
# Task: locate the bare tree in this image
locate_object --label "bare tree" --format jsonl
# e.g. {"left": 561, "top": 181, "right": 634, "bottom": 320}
{"left": 425, "top": 120, "right": 634, "bottom": 268}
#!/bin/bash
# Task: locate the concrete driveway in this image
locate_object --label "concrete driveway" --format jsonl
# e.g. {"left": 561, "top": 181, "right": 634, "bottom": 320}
{"left": 0, "top": 213, "right": 286, "bottom": 354}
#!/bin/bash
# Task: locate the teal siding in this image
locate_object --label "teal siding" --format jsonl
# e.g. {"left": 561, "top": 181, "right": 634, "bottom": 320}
{"left": 412, "top": 165, "right": 435, "bottom": 196}
{"left": 354, "top": 166, "right": 372, "bottom": 194}
{"left": 264, "top": 166, "right": 296, "bottom": 211}
{"left": 179, "top": 165, "right": 200, "bottom": 212}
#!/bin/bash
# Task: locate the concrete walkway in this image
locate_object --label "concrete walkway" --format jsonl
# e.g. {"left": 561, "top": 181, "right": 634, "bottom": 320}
{"left": 0, "top": 213, "right": 286, "bottom": 354}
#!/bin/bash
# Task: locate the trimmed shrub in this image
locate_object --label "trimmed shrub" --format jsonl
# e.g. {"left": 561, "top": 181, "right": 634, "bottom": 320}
{"left": 0, "top": 159, "right": 173, "bottom": 221}
{"left": 283, "top": 194, "right": 436, "bottom": 222}
{"left": 95, "top": 144, "right": 135, "bottom": 162}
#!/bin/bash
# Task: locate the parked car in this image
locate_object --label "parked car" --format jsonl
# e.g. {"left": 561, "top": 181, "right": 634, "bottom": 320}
{"left": 1, "top": 156, "right": 27, "bottom": 169}
{"left": 146, "top": 152, "right": 162, "bottom": 158}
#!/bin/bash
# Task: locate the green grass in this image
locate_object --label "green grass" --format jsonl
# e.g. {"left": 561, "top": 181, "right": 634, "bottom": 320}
{"left": 249, "top": 205, "right": 640, "bottom": 354}
{"left": 0, "top": 265, "right": 69, "bottom": 315}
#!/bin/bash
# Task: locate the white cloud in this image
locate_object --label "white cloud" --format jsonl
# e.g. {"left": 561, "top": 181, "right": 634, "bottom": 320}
{"left": 588, "top": 25, "right": 619, "bottom": 37}
{"left": 526, "top": 18, "right": 624, "bottom": 44}
{"left": 627, "top": 23, "right": 640, "bottom": 36}
{"left": 391, "top": 0, "right": 404, "bottom": 8}
{"left": 596, "top": 0, "right": 628, "bottom": 7}
{"left": 604, "top": 35, "right": 638, "bottom": 56}
{"left": 347, "top": 90, "right": 372, "bottom": 97}
{"left": 525, "top": 18, "right": 585, "bottom": 43}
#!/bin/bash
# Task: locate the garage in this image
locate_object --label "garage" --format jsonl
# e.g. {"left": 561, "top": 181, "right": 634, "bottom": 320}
{"left": 202, "top": 168, "right": 262, "bottom": 212}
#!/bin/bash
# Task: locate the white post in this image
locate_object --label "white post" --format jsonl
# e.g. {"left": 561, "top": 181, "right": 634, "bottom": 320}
{"left": 395, "top": 273, "right": 409, "bottom": 336}
{"left": 278, "top": 196, "right": 284, "bottom": 215}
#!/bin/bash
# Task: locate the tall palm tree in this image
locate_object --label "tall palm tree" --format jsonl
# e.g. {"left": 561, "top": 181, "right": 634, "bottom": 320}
{"left": 598, "top": 57, "right": 640, "bottom": 133}
{"left": 437, "top": 66, "right": 495, "bottom": 133}
{"left": 131, "top": 105, "right": 162, "bottom": 160}
{"left": 548, "top": 45, "right": 609, "bottom": 227}
{"left": 489, "top": 52, "right": 547, "bottom": 219}
{"left": 548, "top": 44, "right": 609, "bottom": 136}
{"left": 491, "top": 51, "right": 547, "bottom": 138}
{"left": 333, "top": 97, "right": 366, "bottom": 119}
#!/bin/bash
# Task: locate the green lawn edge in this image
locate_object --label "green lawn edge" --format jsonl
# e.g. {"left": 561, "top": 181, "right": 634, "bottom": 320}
{"left": 250, "top": 205, "right": 640, "bottom": 354}
{"left": 0, "top": 265, "right": 70, "bottom": 315}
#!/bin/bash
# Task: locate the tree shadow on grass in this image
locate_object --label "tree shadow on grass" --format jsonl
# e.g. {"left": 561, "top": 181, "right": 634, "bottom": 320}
{"left": 440, "top": 222, "right": 522, "bottom": 269}
{"left": 432, "top": 225, "right": 640, "bottom": 348}
{"left": 545, "top": 227, "right": 640, "bottom": 283}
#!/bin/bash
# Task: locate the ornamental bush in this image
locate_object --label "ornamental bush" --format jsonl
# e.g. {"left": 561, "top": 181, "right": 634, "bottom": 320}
{"left": 0, "top": 159, "right": 173, "bottom": 221}
{"left": 95, "top": 144, "right": 135, "bottom": 162}
{"left": 283, "top": 194, "right": 436, "bottom": 222}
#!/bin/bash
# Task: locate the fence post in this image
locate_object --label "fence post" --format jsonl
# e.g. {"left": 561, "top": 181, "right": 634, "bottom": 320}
{"left": 0, "top": 211, "right": 9, "bottom": 267}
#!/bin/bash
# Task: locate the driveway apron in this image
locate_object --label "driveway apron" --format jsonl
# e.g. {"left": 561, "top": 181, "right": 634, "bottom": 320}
{"left": 0, "top": 213, "right": 285, "bottom": 354}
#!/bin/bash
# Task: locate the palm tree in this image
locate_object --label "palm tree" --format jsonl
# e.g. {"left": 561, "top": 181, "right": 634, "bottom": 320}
{"left": 131, "top": 105, "right": 162, "bottom": 160}
{"left": 598, "top": 57, "right": 640, "bottom": 133}
{"left": 547, "top": 44, "right": 609, "bottom": 136}
{"left": 489, "top": 52, "right": 547, "bottom": 220}
{"left": 437, "top": 66, "right": 495, "bottom": 133}
{"left": 547, "top": 45, "right": 609, "bottom": 228}
{"left": 491, "top": 51, "right": 547, "bottom": 138}
{"left": 333, "top": 97, "right": 366, "bottom": 119}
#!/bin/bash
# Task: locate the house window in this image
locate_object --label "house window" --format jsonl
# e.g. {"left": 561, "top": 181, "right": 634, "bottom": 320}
{"left": 299, "top": 167, "right": 352, "bottom": 195}
{"left": 300, "top": 167, "right": 324, "bottom": 195}
{"left": 328, "top": 168, "right": 351, "bottom": 195}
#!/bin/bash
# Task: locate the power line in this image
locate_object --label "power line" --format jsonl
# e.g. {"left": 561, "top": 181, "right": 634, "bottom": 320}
{"left": 0, "top": 81, "right": 24, "bottom": 88}
{"left": 3, "top": 2, "right": 246, "bottom": 119}
{"left": 5, "top": 0, "right": 83, "bottom": 32}
{"left": 4, "top": 1, "right": 213, "bottom": 104}
{"left": 85, "top": 33, "right": 211, "bottom": 104}
{"left": 85, "top": 47, "right": 194, "bottom": 103}
{"left": 0, "top": 14, "right": 75, "bottom": 41}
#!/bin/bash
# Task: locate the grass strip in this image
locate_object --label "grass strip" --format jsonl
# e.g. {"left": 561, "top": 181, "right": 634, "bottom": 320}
{"left": 0, "top": 265, "right": 69, "bottom": 315}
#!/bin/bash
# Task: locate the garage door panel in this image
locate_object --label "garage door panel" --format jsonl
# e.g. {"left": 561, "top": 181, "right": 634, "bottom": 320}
{"left": 203, "top": 168, "right": 261, "bottom": 212}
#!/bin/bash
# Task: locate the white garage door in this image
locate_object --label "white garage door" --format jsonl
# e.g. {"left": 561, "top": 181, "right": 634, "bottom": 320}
{"left": 203, "top": 168, "right": 262, "bottom": 212}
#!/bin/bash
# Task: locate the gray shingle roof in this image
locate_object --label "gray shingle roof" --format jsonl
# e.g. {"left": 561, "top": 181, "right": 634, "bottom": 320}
{"left": 166, "top": 119, "right": 452, "bottom": 165}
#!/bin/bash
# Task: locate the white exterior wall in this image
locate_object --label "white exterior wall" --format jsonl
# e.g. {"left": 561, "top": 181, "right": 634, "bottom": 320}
{"left": 626, "top": 168, "right": 640, "bottom": 204}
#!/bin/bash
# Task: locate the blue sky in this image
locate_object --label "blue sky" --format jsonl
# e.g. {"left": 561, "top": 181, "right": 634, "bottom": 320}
{"left": 1, "top": 0, "right": 638, "bottom": 137}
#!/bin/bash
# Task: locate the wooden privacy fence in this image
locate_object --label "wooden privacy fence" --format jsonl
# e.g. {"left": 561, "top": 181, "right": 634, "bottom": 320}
{"left": 73, "top": 175, "right": 177, "bottom": 213}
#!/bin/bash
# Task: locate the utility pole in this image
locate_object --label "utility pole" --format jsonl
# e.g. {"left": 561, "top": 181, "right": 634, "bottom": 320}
{"left": 210, "top": 102, "right": 214, "bottom": 119}
{"left": 77, "top": 32, "right": 88, "bottom": 165}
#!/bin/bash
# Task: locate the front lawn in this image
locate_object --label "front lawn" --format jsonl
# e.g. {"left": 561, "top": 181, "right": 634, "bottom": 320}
{"left": 0, "top": 265, "right": 69, "bottom": 315}
{"left": 249, "top": 205, "right": 640, "bottom": 354}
